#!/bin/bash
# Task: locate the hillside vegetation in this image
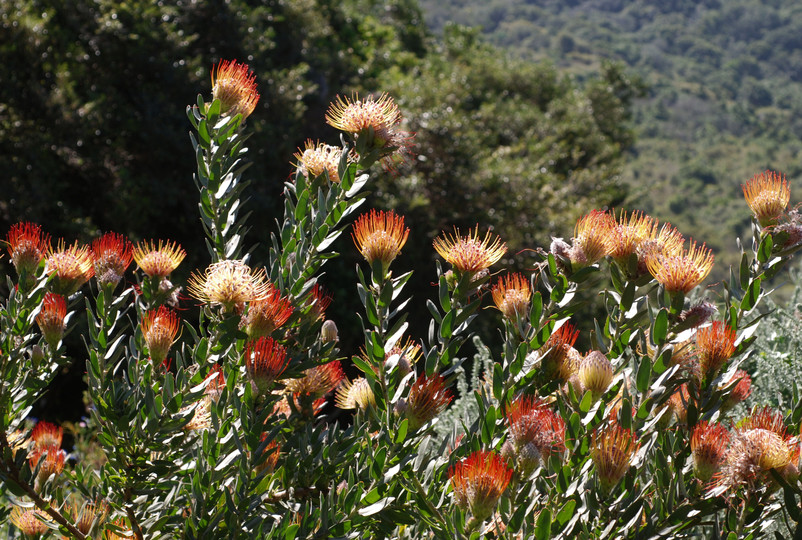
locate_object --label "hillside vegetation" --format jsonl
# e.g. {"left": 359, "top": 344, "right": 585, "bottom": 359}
{"left": 420, "top": 0, "right": 802, "bottom": 274}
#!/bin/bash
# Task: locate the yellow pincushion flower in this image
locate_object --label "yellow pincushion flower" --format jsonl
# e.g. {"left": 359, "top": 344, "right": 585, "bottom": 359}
{"left": 211, "top": 59, "right": 260, "bottom": 120}
{"left": 293, "top": 139, "right": 343, "bottom": 182}
{"left": 352, "top": 209, "right": 410, "bottom": 270}
{"left": 645, "top": 240, "right": 714, "bottom": 295}
{"left": 188, "top": 259, "right": 271, "bottom": 313}
{"left": 433, "top": 226, "right": 507, "bottom": 274}
{"left": 742, "top": 170, "right": 790, "bottom": 228}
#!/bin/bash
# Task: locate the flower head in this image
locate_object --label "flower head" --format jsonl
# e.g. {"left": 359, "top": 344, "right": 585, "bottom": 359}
{"left": 506, "top": 396, "right": 566, "bottom": 473}
{"left": 539, "top": 322, "right": 580, "bottom": 382}
{"left": 211, "top": 59, "right": 259, "bottom": 120}
{"left": 31, "top": 420, "right": 63, "bottom": 450}
{"left": 449, "top": 450, "right": 512, "bottom": 521}
{"left": 742, "top": 170, "right": 790, "bottom": 227}
{"left": 284, "top": 360, "right": 344, "bottom": 397}
{"left": 141, "top": 306, "right": 180, "bottom": 364}
{"left": 72, "top": 501, "right": 109, "bottom": 536}
{"left": 352, "top": 209, "right": 410, "bottom": 270}
{"left": 241, "top": 284, "right": 293, "bottom": 340}
{"left": 326, "top": 93, "right": 402, "bottom": 145}
{"left": 187, "top": 259, "right": 271, "bottom": 313}
{"left": 569, "top": 210, "right": 616, "bottom": 269}
{"left": 36, "top": 292, "right": 67, "bottom": 348}
{"left": 645, "top": 239, "right": 714, "bottom": 295}
{"left": 10, "top": 507, "right": 49, "bottom": 538}
{"left": 305, "top": 283, "right": 332, "bottom": 320}
{"left": 335, "top": 377, "right": 375, "bottom": 411}
{"left": 245, "top": 337, "right": 289, "bottom": 396}
{"left": 132, "top": 240, "right": 186, "bottom": 278}
{"left": 433, "top": 226, "right": 507, "bottom": 274}
{"left": 696, "top": 321, "right": 737, "bottom": 386}
{"left": 385, "top": 337, "right": 420, "bottom": 375}
{"left": 29, "top": 445, "right": 66, "bottom": 484}
{"left": 255, "top": 435, "right": 280, "bottom": 475}
{"left": 721, "top": 369, "right": 752, "bottom": 411}
{"left": 591, "top": 423, "right": 640, "bottom": 494}
{"left": 403, "top": 373, "right": 453, "bottom": 431}
{"left": 320, "top": 319, "right": 339, "bottom": 343}
{"left": 91, "top": 232, "right": 133, "bottom": 288}
{"left": 609, "top": 210, "right": 658, "bottom": 264}
{"left": 691, "top": 421, "right": 730, "bottom": 483}
{"left": 492, "top": 273, "right": 531, "bottom": 322}
{"left": 6, "top": 222, "right": 50, "bottom": 279}
{"left": 578, "top": 351, "right": 614, "bottom": 399}
{"left": 47, "top": 240, "right": 94, "bottom": 295}
{"left": 293, "top": 140, "right": 343, "bottom": 182}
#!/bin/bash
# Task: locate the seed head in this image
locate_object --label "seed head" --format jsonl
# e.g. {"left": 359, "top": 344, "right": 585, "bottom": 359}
{"left": 211, "top": 59, "right": 259, "bottom": 120}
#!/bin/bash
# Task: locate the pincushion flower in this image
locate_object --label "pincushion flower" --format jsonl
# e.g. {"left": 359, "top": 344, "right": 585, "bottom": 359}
{"left": 742, "top": 170, "right": 790, "bottom": 227}
{"left": 294, "top": 140, "right": 343, "bottom": 182}
{"left": 645, "top": 239, "right": 714, "bottom": 295}
{"left": 492, "top": 273, "right": 531, "bottom": 322}
{"left": 402, "top": 373, "right": 453, "bottom": 431}
{"left": 255, "top": 436, "right": 281, "bottom": 475}
{"left": 667, "top": 384, "right": 692, "bottom": 425}
{"left": 187, "top": 259, "right": 271, "bottom": 313}
{"left": 241, "top": 284, "right": 293, "bottom": 339}
{"left": 352, "top": 209, "right": 409, "bottom": 271}
{"left": 609, "top": 210, "right": 658, "bottom": 265}
{"left": 36, "top": 292, "right": 67, "bottom": 348}
{"left": 245, "top": 337, "right": 289, "bottom": 396}
{"left": 691, "top": 421, "right": 730, "bottom": 483}
{"left": 91, "top": 232, "right": 133, "bottom": 288}
{"left": 284, "top": 360, "right": 344, "bottom": 397}
{"left": 9, "top": 507, "right": 49, "bottom": 537}
{"left": 569, "top": 209, "right": 616, "bottom": 270}
{"left": 72, "top": 501, "right": 109, "bottom": 536}
{"left": 505, "top": 395, "right": 566, "bottom": 474}
{"left": 6, "top": 221, "right": 50, "bottom": 279}
{"left": 132, "top": 239, "right": 186, "bottom": 278}
{"left": 384, "top": 336, "right": 421, "bottom": 375}
{"left": 29, "top": 445, "right": 66, "bottom": 484}
{"left": 141, "top": 306, "right": 180, "bottom": 364}
{"left": 721, "top": 369, "right": 752, "bottom": 411}
{"left": 696, "top": 321, "right": 737, "bottom": 386}
{"left": 305, "top": 283, "right": 332, "bottom": 320}
{"left": 591, "top": 423, "right": 640, "bottom": 494}
{"left": 31, "top": 420, "right": 63, "bottom": 450}
{"left": 449, "top": 450, "right": 512, "bottom": 521}
{"left": 326, "top": 93, "right": 401, "bottom": 147}
{"left": 335, "top": 377, "right": 375, "bottom": 411}
{"left": 539, "top": 322, "right": 580, "bottom": 382}
{"left": 211, "top": 59, "right": 259, "bottom": 120}
{"left": 47, "top": 240, "right": 94, "bottom": 295}
{"left": 433, "top": 226, "right": 507, "bottom": 274}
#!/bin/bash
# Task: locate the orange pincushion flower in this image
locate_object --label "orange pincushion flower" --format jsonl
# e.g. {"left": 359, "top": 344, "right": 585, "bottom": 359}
{"left": 645, "top": 239, "right": 714, "bottom": 294}
{"left": 47, "top": 240, "right": 94, "bottom": 295}
{"left": 403, "top": 373, "right": 453, "bottom": 431}
{"left": 721, "top": 369, "right": 752, "bottom": 410}
{"left": 132, "top": 240, "right": 186, "bottom": 278}
{"left": 91, "top": 232, "right": 133, "bottom": 288}
{"left": 696, "top": 321, "right": 737, "bottom": 386}
{"left": 31, "top": 420, "right": 63, "bottom": 450}
{"left": 293, "top": 139, "right": 343, "bottom": 182}
{"left": 609, "top": 210, "right": 658, "bottom": 263}
{"left": 141, "top": 306, "right": 180, "bottom": 364}
{"left": 667, "top": 383, "right": 693, "bottom": 424}
{"left": 742, "top": 170, "right": 790, "bottom": 227}
{"left": 449, "top": 450, "right": 512, "bottom": 521}
{"left": 211, "top": 59, "right": 259, "bottom": 120}
{"left": 284, "top": 360, "right": 344, "bottom": 397}
{"left": 10, "top": 507, "right": 49, "bottom": 537}
{"left": 591, "top": 423, "right": 640, "bottom": 494}
{"left": 241, "top": 284, "right": 293, "bottom": 339}
{"left": 506, "top": 396, "right": 566, "bottom": 465}
{"left": 352, "top": 209, "right": 409, "bottom": 269}
{"left": 72, "top": 501, "right": 109, "bottom": 536}
{"left": 29, "top": 445, "right": 66, "bottom": 483}
{"left": 255, "top": 435, "right": 281, "bottom": 475}
{"left": 6, "top": 221, "right": 50, "bottom": 277}
{"left": 306, "top": 283, "right": 332, "bottom": 320}
{"left": 335, "top": 377, "right": 375, "bottom": 411}
{"left": 539, "top": 322, "right": 580, "bottom": 381}
{"left": 385, "top": 336, "right": 421, "bottom": 375}
{"left": 433, "top": 226, "right": 507, "bottom": 274}
{"left": 245, "top": 337, "right": 289, "bottom": 395}
{"left": 569, "top": 210, "right": 616, "bottom": 269}
{"left": 492, "top": 273, "right": 531, "bottom": 322}
{"left": 36, "top": 292, "right": 67, "bottom": 348}
{"left": 187, "top": 260, "right": 271, "bottom": 312}
{"left": 326, "top": 93, "right": 402, "bottom": 143}
{"left": 691, "top": 421, "right": 730, "bottom": 483}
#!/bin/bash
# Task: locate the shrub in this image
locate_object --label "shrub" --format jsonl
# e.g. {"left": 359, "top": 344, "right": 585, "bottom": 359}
{"left": 2, "top": 62, "right": 802, "bottom": 539}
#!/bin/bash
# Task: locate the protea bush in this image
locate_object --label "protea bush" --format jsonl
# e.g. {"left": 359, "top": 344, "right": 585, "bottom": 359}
{"left": 2, "top": 60, "right": 802, "bottom": 539}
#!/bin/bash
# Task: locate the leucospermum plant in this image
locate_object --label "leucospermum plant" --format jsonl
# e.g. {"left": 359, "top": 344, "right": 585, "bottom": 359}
{"left": 1, "top": 58, "right": 802, "bottom": 540}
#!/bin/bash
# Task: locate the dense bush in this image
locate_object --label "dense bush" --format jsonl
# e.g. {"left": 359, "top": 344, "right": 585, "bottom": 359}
{"left": 3, "top": 62, "right": 802, "bottom": 539}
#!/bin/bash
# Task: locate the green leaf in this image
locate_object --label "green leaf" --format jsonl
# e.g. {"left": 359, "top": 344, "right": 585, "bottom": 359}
{"left": 492, "top": 363, "right": 503, "bottom": 402}
{"left": 741, "top": 277, "right": 762, "bottom": 312}
{"left": 395, "top": 419, "right": 409, "bottom": 443}
{"left": 556, "top": 499, "right": 576, "bottom": 527}
{"left": 739, "top": 252, "right": 750, "bottom": 290}
{"left": 651, "top": 309, "right": 669, "bottom": 345}
{"left": 440, "top": 310, "right": 455, "bottom": 340}
{"left": 284, "top": 525, "right": 300, "bottom": 540}
{"left": 757, "top": 233, "right": 773, "bottom": 263}
{"left": 535, "top": 508, "right": 552, "bottom": 540}
{"left": 529, "top": 291, "right": 543, "bottom": 326}
{"left": 579, "top": 391, "right": 593, "bottom": 414}
{"left": 636, "top": 355, "right": 652, "bottom": 393}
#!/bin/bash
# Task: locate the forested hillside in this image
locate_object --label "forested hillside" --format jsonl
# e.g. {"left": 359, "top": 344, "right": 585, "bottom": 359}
{"left": 420, "top": 0, "right": 802, "bottom": 273}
